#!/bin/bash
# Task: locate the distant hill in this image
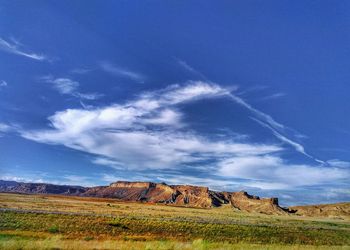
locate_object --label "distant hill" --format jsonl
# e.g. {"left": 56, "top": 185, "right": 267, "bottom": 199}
{"left": 1, "top": 180, "right": 348, "bottom": 217}
{"left": 0, "top": 179, "right": 86, "bottom": 195}
{"left": 289, "top": 202, "right": 350, "bottom": 218}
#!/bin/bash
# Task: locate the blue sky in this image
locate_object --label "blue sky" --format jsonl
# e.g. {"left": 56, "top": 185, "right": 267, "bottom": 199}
{"left": 0, "top": 1, "right": 349, "bottom": 205}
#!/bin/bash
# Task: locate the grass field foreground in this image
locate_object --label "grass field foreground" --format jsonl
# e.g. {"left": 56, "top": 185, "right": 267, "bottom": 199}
{"left": 0, "top": 193, "right": 349, "bottom": 249}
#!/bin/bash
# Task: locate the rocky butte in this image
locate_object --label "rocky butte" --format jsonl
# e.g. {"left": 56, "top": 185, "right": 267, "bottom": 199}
{"left": 0, "top": 180, "right": 289, "bottom": 214}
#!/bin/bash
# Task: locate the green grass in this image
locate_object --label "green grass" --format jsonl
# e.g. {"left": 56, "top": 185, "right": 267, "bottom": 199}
{"left": 1, "top": 210, "right": 349, "bottom": 246}
{"left": 1, "top": 234, "right": 349, "bottom": 250}
{"left": 48, "top": 225, "right": 59, "bottom": 234}
{"left": 0, "top": 193, "right": 349, "bottom": 249}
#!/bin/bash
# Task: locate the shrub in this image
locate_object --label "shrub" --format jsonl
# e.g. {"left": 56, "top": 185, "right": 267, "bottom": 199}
{"left": 48, "top": 225, "right": 59, "bottom": 233}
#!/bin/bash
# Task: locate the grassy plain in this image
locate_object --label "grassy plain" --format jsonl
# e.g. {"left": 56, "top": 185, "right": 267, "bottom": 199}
{"left": 0, "top": 193, "right": 349, "bottom": 249}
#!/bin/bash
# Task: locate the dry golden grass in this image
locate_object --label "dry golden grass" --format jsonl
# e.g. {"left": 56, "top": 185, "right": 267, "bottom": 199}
{"left": 0, "top": 193, "right": 349, "bottom": 249}
{"left": 2, "top": 236, "right": 350, "bottom": 250}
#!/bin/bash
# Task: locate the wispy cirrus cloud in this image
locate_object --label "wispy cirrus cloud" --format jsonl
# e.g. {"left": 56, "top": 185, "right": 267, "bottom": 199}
{"left": 40, "top": 75, "right": 102, "bottom": 101}
{"left": 48, "top": 77, "right": 79, "bottom": 95}
{"left": 92, "top": 157, "right": 123, "bottom": 169}
{"left": 258, "top": 92, "right": 286, "bottom": 101}
{"left": 176, "top": 62, "right": 314, "bottom": 162}
{"left": 176, "top": 58, "right": 208, "bottom": 81}
{"left": 251, "top": 117, "right": 325, "bottom": 164}
{"left": 0, "top": 122, "right": 20, "bottom": 136}
{"left": 70, "top": 68, "right": 93, "bottom": 75}
{"left": 0, "top": 175, "right": 45, "bottom": 183}
{"left": 228, "top": 91, "right": 324, "bottom": 164}
{"left": 100, "top": 61, "right": 145, "bottom": 83}
{"left": 0, "top": 123, "right": 12, "bottom": 133}
{"left": 21, "top": 81, "right": 280, "bottom": 169}
{"left": 217, "top": 155, "right": 344, "bottom": 189}
{"left": 326, "top": 159, "right": 350, "bottom": 168}
{"left": 61, "top": 175, "right": 99, "bottom": 187}
{"left": 0, "top": 80, "right": 8, "bottom": 88}
{"left": 0, "top": 37, "right": 48, "bottom": 61}
{"left": 0, "top": 173, "right": 98, "bottom": 187}
{"left": 229, "top": 93, "right": 285, "bottom": 131}
{"left": 17, "top": 81, "right": 349, "bottom": 191}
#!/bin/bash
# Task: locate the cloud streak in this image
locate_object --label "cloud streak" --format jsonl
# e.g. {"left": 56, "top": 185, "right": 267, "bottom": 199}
{"left": 175, "top": 61, "right": 315, "bottom": 162}
{"left": 0, "top": 37, "right": 47, "bottom": 61}
{"left": 0, "top": 123, "right": 12, "bottom": 133}
{"left": 100, "top": 61, "right": 145, "bottom": 83}
{"left": 176, "top": 58, "right": 208, "bottom": 81}
{"left": 0, "top": 80, "right": 8, "bottom": 88}
{"left": 0, "top": 123, "right": 20, "bottom": 135}
{"left": 259, "top": 92, "right": 286, "bottom": 101}
{"left": 41, "top": 76, "right": 102, "bottom": 101}
{"left": 228, "top": 92, "right": 325, "bottom": 164}
{"left": 251, "top": 117, "right": 325, "bottom": 164}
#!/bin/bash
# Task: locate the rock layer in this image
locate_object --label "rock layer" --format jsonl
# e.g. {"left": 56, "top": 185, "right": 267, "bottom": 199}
{"left": 0, "top": 180, "right": 286, "bottom": 214}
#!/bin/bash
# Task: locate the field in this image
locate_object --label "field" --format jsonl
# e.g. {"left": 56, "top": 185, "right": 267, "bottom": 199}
{"left": 0, "top": 193, "right": 349, "bottom": 249}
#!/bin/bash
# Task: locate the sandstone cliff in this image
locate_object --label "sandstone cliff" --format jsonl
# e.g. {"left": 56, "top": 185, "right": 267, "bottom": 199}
{"left": 0, "top": 180, "right": 286, "bottom": 214}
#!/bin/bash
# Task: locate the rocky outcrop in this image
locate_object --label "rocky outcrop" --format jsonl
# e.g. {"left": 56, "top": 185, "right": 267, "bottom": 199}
{"left": 0, "top": 180, "right": 286, "bottom": 214}
{"left": 83, "top": 181, "right": 175, "bottom": 203}
{"left": 83, "top": 181, "right": 213, "bottom": 207}
{"left": 3, "top": 180, "right": 348, "bottom": 216}
{"left": 171, "top": 185, "right": 212, "bottom": 207}
{"left": 289, "top": 202, "right": 350, "bottom": 218}
{"left": 228, "top": 191, "right": 286, "bottom": 215}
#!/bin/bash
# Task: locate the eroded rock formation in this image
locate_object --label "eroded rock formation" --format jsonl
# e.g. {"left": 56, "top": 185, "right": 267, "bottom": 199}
{"left": 0, "top": 180, "right": 287, "bottom": 214}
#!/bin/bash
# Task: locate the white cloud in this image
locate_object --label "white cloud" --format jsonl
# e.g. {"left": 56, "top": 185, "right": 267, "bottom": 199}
{"left": 21, "top": 81, "right": 281, "bottom": 170}
{"left": 218, "top": 155, "right": 348, "bottom": 189}
{"left": 141, "top": 109, "right": 183, "bottom": 127}
{"left": 100, "top": 173, "right": 123, "bottom": 183}
{"left": 0, "top": 175, "right": 45, "bottom": 183}
{"left": 71, "top": 68, "right": 92, "bottom": 74}
{"left": 52, "top": 78, "right": 79, "bottom": 94}
{"left": 74, "top": 92, "right": 103, "bottom": 100}
{"left": 17, "top": 81, "right": 348, "bottom": 190}
{"left": 173, "top": 62, "right": 314, "bottom": 163}
{"left": 0, "top": 80, "right": 8, "bottom": 88}
{"left": 230, "top": 93, "right": 285, "bottom": 131}
{"left": 229, "top": 91, "right": 325, "bottom": 164}
{"left": 236, "top": 85, "right": 269, "bottom": 96}
{"left": 92, "top": 157, "right": 123, "bottom": 169}
{"left": 0, "top": 122, "right": 19, "bottom": 136}
{"left": 176, "top": 58, "right": 208, "bottom": 81}
{"left": 0, "top": 173, "right": 97, "bottom": 187}
{"left": 259, "top": 92, "right": 286, "bottom": 101}
{"left": 327, "top": 159, "right": 350, "bottom": 168}
{"left": 0, "top": 123, "right": 11, "bottom": 132}
{"left": 252, "top": 117, "right": 325, "bottom": 164}
{"left": 157, "top": 82, "right": 230, "bottom": 104}
{"left": 156, "top": 175, "right": 240, "bottom": 190}
{"left": 0, "top": 37, "right": 47, "bottom": 61}
{"left": 323, "top": 188, "right": 350, "bottom": 199}
{"left": 100, "top": 61, "right": 145, "bottom": 83}
{"left": 62, "top": 175, "right": 98, "bottom": 187}
{"left": 41, "top": 76, "right": 102, "bottom": 100}
{"left": 100, "top": 173, "right": 154, "bottom": 183}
